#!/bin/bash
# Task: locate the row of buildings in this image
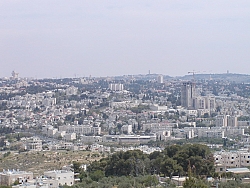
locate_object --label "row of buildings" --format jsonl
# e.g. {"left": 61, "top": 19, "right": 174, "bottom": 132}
{"left": 0, "top": 169, "right": 74, "bottom": 187}
{"left": 214, "top": 150, "right": 250, "bottom": 172}
{"left": 181, "top": 81, "right": 216, "bottom": 112}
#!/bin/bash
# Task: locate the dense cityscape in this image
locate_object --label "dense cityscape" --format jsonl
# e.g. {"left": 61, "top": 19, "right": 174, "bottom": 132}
{"left": 1, "top": 71, "right": 250, "bottom": 187}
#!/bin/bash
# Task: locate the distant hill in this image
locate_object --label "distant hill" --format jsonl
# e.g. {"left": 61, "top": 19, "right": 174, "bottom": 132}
{"left": 177, "top": 73, "right": 250, "bottom": 83}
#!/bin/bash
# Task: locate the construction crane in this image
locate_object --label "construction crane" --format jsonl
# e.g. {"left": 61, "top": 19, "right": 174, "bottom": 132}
{"left": 188, "top": 70, "right": 199, "bottom": 81}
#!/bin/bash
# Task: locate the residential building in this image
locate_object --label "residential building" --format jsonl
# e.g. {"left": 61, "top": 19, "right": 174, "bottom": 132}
{"left": 43, "top": 170, "right": 74, "bottom": 187}
{"left": 26, "top": 137, "right": 42, "bottom": 151}
{"left": 108, "top": 83, "right": 124, "bottom": 91}
{"left": 0, "top": 169, "right": 33, "bottom": 186}
{"left": 216, "top": 115, "right": 238, "bottom": 127}
{"left": 214, "top": 150, "right": 250, "bottom": 171}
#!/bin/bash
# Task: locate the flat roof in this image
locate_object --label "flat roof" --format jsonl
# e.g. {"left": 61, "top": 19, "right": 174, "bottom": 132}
{"left": 226, "top": 168, "right": 250, "bottom": 174}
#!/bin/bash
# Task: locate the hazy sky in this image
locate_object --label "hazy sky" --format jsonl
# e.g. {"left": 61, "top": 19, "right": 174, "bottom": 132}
{"left": 1, "top": 1, "right": 250, "bottom": 78}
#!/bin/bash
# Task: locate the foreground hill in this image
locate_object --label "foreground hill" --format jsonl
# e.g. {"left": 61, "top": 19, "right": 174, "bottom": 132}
{"left": 0, "top": 150, "right": 101, "bottom": 176}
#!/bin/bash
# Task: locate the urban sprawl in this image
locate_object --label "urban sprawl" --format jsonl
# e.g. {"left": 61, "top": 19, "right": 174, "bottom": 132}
{"left": 1, "top": 71, "right": 250, "bottom": 187}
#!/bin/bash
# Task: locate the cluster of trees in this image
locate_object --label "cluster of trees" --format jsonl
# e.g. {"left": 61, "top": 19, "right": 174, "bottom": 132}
{"left": 0, "top": 127, "right": 14, "bottom": 135}
{"left": 71, "top": 144, "right": 215, "bottom": 187}
{"left": 65, "top": 174, "right": 160, "bottom": 188}
{"left": 131, "top": 104, "right": 150, "bottom": 114}
{"left": 238, "top": 116, "right": 250, "bottom": 121}
{"left": 87, "top": 144, "right": 214, "bottom": 178}
{"left": 145, "top": 136, "right": 236, "bottom": 150}
{"left": 64, "top": 111, "right": 87, "bottom": 124}
{"left": 218, "top": 180, "right": 250, "bottom": 188}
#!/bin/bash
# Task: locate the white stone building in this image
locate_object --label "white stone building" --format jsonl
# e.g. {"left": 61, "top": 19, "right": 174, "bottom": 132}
{"left": 43, "top": 170, "right": 74, "bottom": 187}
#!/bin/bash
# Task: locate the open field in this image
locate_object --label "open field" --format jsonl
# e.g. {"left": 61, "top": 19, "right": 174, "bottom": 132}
{"left": 0, "top": 150, "right": 103, "bottom": 176}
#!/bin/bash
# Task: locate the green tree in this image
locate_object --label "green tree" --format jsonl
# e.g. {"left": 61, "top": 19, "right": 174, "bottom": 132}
{"left": 72, "top": 161, "right": 81, "bottom": 173}
{"left": 89, "top": 170, "right": 105, "bottom": 181}
{"left": 183, "top": 176, "right": 209, "bottom": 188}
{"left": 161, "top": 158, "right": 183, "bottom": 178}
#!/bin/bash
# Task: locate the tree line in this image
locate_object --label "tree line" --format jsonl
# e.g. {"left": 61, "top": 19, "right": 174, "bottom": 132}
{"left": 71, "top": 144, "right": 214, "bottom": 186}
{"left": 90, "top": 144, "right": 214, "bottom": 177}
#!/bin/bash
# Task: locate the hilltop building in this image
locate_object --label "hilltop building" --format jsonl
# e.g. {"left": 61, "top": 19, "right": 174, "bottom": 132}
{"left": 157, "top": 75, "right": 164, "bottom": 83}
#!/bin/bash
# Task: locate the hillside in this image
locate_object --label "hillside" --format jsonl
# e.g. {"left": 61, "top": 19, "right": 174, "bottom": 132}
{"left": 0, "top": 150, "right": 102, "bottom": 176}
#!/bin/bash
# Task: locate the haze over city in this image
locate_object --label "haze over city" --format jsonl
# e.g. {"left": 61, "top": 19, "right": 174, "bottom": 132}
{"left": 2, "top": 2, "right": 250, "bottom": 185}
{"left": 1, "top": 1, "right": 250, "bottom": 78}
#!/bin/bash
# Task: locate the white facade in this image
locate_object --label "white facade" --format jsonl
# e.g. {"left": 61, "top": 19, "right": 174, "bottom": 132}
{"left": 121, "top": 125, "right": 133, "bottom": 134}
{"left": 44, "top": 170, "right": 74, "bottom": 187}
{"left": 59, "top": 125, "right": 101, "bottom": 136}
{"left": 109, "top": 83, "right": 124, "bottom": 91}
{"left": 117, "top": 135, "right": 156, "bottom": 143}
{"left": 157, "top": 75, "right": 164, "bottom": 83}
{"left": 102, "top": 135, "right": 156, "bottom": 143}
{"left": 150, "top": 104, "right": 168, "bottom": 112}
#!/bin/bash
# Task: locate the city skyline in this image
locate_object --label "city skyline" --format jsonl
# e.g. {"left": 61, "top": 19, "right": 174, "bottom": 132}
{"left": 1, "top": 1, "right": 250, "bottom": 78}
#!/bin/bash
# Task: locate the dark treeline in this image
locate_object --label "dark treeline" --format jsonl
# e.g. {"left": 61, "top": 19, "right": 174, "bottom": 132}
{"left": 88, "top": 144, "right": 215, "bottom": 178}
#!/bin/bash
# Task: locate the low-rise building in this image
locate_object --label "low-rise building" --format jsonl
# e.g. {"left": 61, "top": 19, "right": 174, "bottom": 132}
{"left": 43, "top": 170, "right": 74, "bottom": 187}
{"left": 26, "top": 137, "right": 42, "bottom": 151}
{"left": 214, "top": 150, "right": 250, "bottom": 172}
{"left": 0, "top": 169, "right": 33, "bottom": 186}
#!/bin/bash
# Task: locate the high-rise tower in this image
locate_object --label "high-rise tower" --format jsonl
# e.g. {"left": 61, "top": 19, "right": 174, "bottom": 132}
{"left": 157, "top": 75, "right": 164, "bottom": 83}
{"left": 181, "top": 82, "right": 195, "bottom": 109}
